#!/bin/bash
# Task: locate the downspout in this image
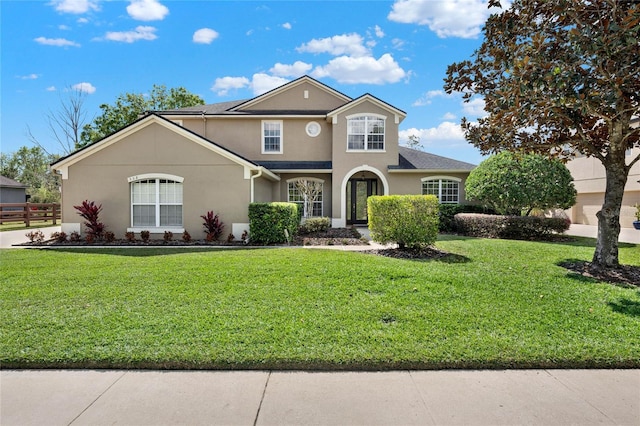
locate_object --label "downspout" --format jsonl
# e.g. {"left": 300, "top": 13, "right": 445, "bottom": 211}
{"left": 201, "top": 112, "right": 207, "bottom": 138}
{"left": 250, "top": 167, "right": 263, "bottom": 203}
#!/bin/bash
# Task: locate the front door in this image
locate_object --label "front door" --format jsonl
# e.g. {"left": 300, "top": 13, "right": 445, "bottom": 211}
{"left": 347, "top": 178, "right": 378, "bottom": 225}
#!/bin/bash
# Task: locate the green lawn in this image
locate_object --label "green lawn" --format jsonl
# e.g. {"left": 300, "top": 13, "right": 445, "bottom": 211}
{"left": 1, "top": 236, "right": 639, "bottom": 370}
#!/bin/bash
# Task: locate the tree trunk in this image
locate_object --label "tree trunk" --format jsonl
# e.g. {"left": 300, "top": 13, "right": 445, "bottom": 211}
{"left": 592, "top": 160, "right": 629, "bottom": 268}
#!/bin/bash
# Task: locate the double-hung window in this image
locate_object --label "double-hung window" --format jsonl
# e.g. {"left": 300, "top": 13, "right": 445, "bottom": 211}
{"left": 422, "top": 176, "right": 461, "bottom": 204}
{"left": 347, "top": 115, "right": 385, "bottom": 151}
{"left": 129, "top": 174, "right": 183, "bottom": 231}
{"left": 262, "top": 120, "right": 283, "bottom": 154}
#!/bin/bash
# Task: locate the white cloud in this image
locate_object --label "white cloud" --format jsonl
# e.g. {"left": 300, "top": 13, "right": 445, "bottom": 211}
{"left": 72, "top": 82, "right": 96, "bottom": 94}
{"left": 46, "top": 86, "right": 57, "bottom": 92}
{"left": 100, "top": 26, "right": 157, "bottom": 43}
{"left": 77, "top": 17, "right": 89, "bottom": 24}
{"left": 270, "top": 61, "right": 313, "bottom": 78}
{"left": 297, "top": 33, "right": 369, "bottom": 57}
{"left": 462, "top": 97, "right": 487, "bottom": 117}
{"left": 210, "top": 74, "right": 292, "bottom": 97}
{"left": 127, "top": 0, "right": 169, "bottom": 21}
{"left": 193, "top": 28, "right": 219, "bottom": 44}
{"left": 211, "top": 76, "right": 250, "bottom": 96}
{"left": 399, "top": 122, "right": 466, "bottom": 146}
{"left": 34, "top": 36, "right": 80, "bottom": 47}
{"left": 412, "top": 89, "right": 455, "bottom": 106}
{"left": 388, "top": 0, "right": 506, "bottom": 39}
{"left": 250, "top": 74, "right": 289, "bottom": 96}
{"left": 282, "top": 22, "right": 292, "bottom": 30}
{"left": 59, "top": 24, "right": 71, "bottom": 30}
{"left": 442, "top": 112, "right": 457, "bottom": 120}
{"left": 374, "top": 25, "right": 385, "bottom": 38}
{"left": 50, "top": 0, "right": 99, "bottom": 14}
{"left": 391, "top": 38, "right": 405, "bottom": 50}
{"left": 18, "top": 74, "right": 39, "bottom": 80}
{"left": 311, "top": 53, "right": 406, "bottom": 85}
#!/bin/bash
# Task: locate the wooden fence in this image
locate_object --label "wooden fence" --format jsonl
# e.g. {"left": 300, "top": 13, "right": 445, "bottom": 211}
{"left": 0, "top": 203, "right": 61, "bottom": 226}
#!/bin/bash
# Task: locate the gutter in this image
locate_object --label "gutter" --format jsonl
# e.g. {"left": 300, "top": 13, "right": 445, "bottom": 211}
{"left": 250, "top": 168, "right": 263, "bottom": 203}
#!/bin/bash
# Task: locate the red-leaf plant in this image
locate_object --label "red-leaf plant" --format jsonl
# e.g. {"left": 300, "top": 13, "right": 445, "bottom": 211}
{"left": 201, "top": 211, "right": 224, "bottom": 241}
{"left": 73, "top": 200, "right": 106, "bottom": 240}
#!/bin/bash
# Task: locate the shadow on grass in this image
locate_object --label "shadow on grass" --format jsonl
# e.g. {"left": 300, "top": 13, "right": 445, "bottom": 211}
{"left": 440, "top": 233, "right": 637, "bottom": 250}
{"left": 362, "top": 247, "right": 472, "bottom": 264}
{"left": 608, "top": 295, "right": 640, "bottom": 317}
{"left": 34, "top": 246, "right": 273, "bottom": 257}
{"left": 558, "top": 259, "right": 640, "bottom": 288}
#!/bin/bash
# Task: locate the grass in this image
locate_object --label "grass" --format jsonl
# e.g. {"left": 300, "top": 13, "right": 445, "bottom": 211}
{"left": 1, "top": 236, "right": 639, "bottom": 370}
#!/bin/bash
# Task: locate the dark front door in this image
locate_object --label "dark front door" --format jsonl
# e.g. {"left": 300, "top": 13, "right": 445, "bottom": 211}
{"left": 347, "top": 178, "right": 378, "bottom": 225}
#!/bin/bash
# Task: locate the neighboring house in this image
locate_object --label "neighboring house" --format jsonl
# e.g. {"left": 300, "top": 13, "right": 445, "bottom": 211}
{"left": 565, "top": 117, "right": 640, "bottom": 228}
{"left": 0, "top": 176, "right": 28, "bottom": 204}
{"left": 51, "top": 76, "right": 476, "bottom": 238}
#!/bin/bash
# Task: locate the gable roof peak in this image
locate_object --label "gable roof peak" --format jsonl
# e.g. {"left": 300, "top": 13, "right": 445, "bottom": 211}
{"left": 229, "top": 75, "right": 352, "bottom": 111}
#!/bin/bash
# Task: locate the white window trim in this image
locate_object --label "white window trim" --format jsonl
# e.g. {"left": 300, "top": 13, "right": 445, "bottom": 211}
{"left": 421, "top": 176, "right": 461, "bottom": 204}
{"left": 261, "top": 120, "right": 283, "bottom": 154}
{"left": 128, "top": 174, "right": 184, "bottom": 232}
{"left": 346, "top": 114, "right": 386, "bottom": 152}
{"left": 287, "top": 177, "right": 325, "bottom": 218}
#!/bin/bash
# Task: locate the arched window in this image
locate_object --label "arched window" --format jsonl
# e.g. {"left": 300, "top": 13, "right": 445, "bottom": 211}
{"left": 287, "top": 178, "right": 324, "bottom": 218}
{"left": 347, "top": 114, "right": 385, "bottom": 151}
{"left": 421, "top": 176, "right": 461, "bottom": 204}
{"left": 128, "top": 174, "right": 183, "bottom": 230}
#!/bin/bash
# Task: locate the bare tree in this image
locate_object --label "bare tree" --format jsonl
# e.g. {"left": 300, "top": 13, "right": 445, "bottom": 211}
{"left": 294, "top": 179, "right": 323, "bottom": 219}
{"left": 406, "top": 134, "right": 423, "bottom": 150}
{"left": 27, "top": 87, "right": 90, "bottom": 156}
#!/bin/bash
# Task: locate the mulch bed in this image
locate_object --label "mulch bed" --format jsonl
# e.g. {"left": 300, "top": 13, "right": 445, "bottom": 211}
{"left": 19, "top": 228, "right": 368, "bottom": 248}
{"left": 558, "top": 260, "right": 640, "bottom": 288}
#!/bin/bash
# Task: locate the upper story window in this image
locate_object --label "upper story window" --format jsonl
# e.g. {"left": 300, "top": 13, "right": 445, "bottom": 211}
{"left": 262, "top": 120, "right": 283, "bottom": 154}
{"left": 129, "top": 174, "right": 183, "bottom": 230}
{"left": 422, "top": 176, "right": 461, "bottom": 204}
{"left": 347, "top": 115, "right": 385, "bottom": 151}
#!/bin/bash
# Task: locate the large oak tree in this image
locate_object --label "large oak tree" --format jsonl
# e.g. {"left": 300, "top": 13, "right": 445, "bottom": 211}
{"left": 445, "top": 0, "right": 640, "bottom": 268}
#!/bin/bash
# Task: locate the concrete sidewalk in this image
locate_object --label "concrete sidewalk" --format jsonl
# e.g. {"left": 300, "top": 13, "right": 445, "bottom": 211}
{"left": 1, "top": 369, "right": 638, "bottom": 425}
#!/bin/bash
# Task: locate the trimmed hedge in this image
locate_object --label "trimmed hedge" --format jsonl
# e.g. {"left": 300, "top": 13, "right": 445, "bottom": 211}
{"left": 438, "top": 204, "right": 496, "bottom": 233}
{"left": 368, "top": 195, "right": 439, "bottom": 249}
{"left": 454, "top": 213, "right": 571, "bottom": 240}
{"left": 248, "top": 202, "right": 299, "bottom": 244}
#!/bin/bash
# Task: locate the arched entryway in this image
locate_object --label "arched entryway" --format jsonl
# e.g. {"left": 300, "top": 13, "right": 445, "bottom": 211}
{"left": 340, "top": 166, "right": 388, "bottom": 226}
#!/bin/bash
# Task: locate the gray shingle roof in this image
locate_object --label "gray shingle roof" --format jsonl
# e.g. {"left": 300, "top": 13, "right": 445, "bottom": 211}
{"left": 0, "top": 175, "right": 27, "bottom": 188}
{"left": 391, "top": 146, "right": 476, "bottom": 171}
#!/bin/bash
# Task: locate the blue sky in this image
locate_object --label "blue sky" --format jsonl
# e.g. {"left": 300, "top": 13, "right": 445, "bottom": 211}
{"left": 1, "top": 0, "right": 502, "bottom": 164}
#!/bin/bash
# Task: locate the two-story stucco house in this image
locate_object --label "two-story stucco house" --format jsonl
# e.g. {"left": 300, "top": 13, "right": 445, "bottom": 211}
{"left": 51, "top": 76, "right": 476, "bottom": 238}
{"left": 565, "top": 117, "right": 640, "bottom": 229}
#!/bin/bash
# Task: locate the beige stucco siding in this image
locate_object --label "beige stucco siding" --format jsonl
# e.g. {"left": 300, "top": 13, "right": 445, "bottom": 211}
{"left": 566, "top": 148, "right": 640, "bottom": 228}
{"left": 179, "top": 117, "right": 332, "bottom": 163}
{"left": 243, "top": 80, "right": 348, "bottom": 111}
{"left": 60, "top": 122, "right": 253, "bottom": 237}
{"left": 329, "top": 100, "right": 401, "bottom": 221}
